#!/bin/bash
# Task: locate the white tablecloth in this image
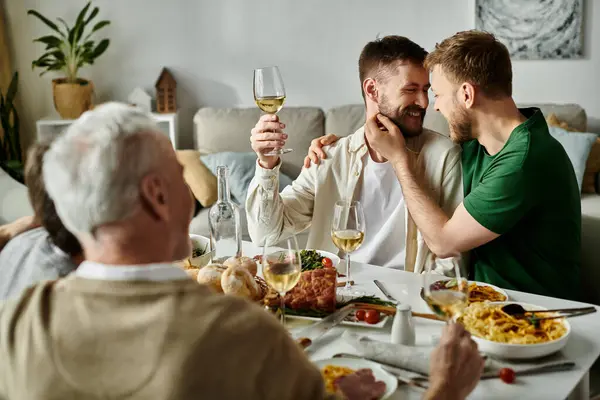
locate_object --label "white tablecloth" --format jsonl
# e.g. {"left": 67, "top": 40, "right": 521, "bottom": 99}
{"left": 242, "top": 241, "right": 600, "bottom": 400}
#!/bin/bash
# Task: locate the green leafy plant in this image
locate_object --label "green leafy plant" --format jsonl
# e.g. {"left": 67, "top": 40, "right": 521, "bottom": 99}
{"left": 0, "top": 71, "right": 23, "bottom": 182}
{"left": 28, "top": 2, "right": 110, "bottom": 83}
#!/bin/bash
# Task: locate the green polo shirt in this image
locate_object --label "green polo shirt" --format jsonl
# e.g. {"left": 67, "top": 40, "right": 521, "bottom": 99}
{"left": 462, "top": 108, "right": 581, "bottom": 300}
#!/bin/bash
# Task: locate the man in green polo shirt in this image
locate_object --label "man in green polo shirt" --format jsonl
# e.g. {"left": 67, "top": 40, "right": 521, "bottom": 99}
{"left": 365, "top": 30, "right": 581, "bottom": 300}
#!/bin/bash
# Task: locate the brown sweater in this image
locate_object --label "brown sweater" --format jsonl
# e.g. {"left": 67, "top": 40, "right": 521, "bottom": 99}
{"left": 0, "top": 276, "right": 336, "bottom": 400}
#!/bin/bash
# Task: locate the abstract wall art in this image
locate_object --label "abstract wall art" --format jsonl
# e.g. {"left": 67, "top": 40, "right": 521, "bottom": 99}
{"left": 475, "top": 0, "right": 584, "bottom": 60}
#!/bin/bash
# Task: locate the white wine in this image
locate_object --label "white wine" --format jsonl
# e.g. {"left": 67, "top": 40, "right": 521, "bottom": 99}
{"left": 331, "top": 230, "right": 365, "bottom": 253}
{"left": 263, "top": 262, "right": 301, "bottom": 294}
{"left": 255, "top": 95, "right": 285, "bottom": 114}
{"left": 424, "top": 290, "right": 468, "bottom": 320}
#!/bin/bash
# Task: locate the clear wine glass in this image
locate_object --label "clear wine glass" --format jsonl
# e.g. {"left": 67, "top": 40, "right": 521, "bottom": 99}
{"left": 422, "top": 254, "right": 468, "bottom": 322}
{"left": 261, "top": 236, "right": 302, "bottom": 326}
{"left": 253, "top": 66, "right": 291, "bottom": 156}
{"left": 331, "top": 200, "right": 365, "bottom": 297}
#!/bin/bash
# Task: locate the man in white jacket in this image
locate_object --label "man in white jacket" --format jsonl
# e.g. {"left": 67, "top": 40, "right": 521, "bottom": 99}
{"left": 246, "top": 36, "right": 463, "bottom": 273}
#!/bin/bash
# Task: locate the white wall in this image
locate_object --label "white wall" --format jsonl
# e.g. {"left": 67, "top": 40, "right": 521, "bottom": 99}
{"left": 5, "top": 0, "right": 600, "bottom": 149}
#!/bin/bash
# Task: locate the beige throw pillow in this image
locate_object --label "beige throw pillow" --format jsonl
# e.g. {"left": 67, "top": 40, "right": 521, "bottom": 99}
{"left": 175, "top": 150, "right": 217, "bottom": 207}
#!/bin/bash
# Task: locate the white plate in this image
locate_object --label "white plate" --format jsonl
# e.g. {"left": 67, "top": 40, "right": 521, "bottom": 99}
{"left": 313, "top": 357, "right": 397, "bottom": 399}
{"left": 287, "top": 312, "right": 390, "bottom": 329}
{"left": 468, "top": 301, "right": 571, "bottom": 360}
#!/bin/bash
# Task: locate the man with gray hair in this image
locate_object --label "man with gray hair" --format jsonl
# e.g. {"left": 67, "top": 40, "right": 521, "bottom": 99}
{"left": 0, "top": 102, "right": 483, "bottom": 399}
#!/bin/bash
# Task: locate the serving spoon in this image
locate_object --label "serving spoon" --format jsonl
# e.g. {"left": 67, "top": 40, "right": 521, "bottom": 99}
{"left": 501, "top": 303, "right": 596, "bottom": 324}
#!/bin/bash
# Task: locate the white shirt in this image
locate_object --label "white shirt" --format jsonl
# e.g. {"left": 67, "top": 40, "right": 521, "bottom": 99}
{"left": 246, "top": 127, "right": 464, "bottom": 274}
{"left": 76, "top": 261, "right": 189, "bottom": 281}
{"left": 351, "top": 154, "right": 406, "bottom": 269}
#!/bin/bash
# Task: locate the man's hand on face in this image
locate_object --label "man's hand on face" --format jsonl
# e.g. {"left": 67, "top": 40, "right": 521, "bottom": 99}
{"left": 250, "top": 114, "right": 287, "bottom": 170}
{"left": 364, "top": 114, "right": 409, "bottom": 164}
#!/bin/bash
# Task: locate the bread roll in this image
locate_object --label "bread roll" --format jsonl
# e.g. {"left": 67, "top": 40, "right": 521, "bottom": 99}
{"left": 221, "top": 265, "right": 259, "bottom": 299}
{"left": 185, "top": 268, "right": 200, "bottom": 280}
{"left": 196, "top": 264, "right": 226, "bottom": 293}
{"left": 223, "top": 256, "right": 258, "bottom": 276}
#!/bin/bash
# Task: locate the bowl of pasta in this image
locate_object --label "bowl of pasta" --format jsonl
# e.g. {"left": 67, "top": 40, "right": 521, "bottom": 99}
{"left": 460, "top": 301, "right": 571, "bottom": 359}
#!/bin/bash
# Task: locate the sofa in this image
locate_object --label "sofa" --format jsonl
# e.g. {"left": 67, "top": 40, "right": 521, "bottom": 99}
{"left": 188, "top": 103, "right": 600, "bottom": 304}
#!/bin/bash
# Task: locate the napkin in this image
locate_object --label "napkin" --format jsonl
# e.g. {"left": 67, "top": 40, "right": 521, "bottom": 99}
{"left": 342, "top": 332, "right": 575, "bottom": 378}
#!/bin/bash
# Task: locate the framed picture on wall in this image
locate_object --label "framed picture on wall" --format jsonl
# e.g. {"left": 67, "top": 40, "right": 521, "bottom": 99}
{"left": 474, "top": 0, "right": 584, "bottom": 60}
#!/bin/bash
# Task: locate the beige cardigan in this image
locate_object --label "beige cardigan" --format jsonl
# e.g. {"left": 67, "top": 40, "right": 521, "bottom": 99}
{"left": 246, "top": 127, "right": 463, "bottom": 274}
{"left": 0, "top": 277, "right": 336, "bottom": 400}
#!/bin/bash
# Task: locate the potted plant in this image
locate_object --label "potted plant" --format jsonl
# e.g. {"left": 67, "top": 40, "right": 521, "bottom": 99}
{"left": 28, "top": 2, "right": 110, "bottom": 119}
{"left": 0, "top": 72, "right": 23, "bottom": 183}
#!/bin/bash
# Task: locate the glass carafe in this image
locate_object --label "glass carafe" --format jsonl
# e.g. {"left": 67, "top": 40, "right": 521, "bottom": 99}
{"left": 208, "top": 166, "right": 242, "bottom": 263}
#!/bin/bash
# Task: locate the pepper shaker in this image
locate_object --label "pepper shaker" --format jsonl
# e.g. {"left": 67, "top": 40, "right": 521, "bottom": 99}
{"left": 391, "top": 304, "right": 416, "bottom": 346}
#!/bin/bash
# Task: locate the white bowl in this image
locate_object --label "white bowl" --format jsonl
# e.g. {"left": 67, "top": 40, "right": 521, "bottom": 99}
{"left": 469, "top": 301, "right": 571, "bottom": 360}
{"left": 188, "top": 234, "right": 213, "bottom": 268}
{"left": 303, "top": 249, "right": 341, "bottom": 269}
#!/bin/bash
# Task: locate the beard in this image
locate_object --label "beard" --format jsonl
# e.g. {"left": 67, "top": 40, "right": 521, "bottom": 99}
{"left": 378, "top": 95, "right": 426, "bottom": 137}
{"left": 448, "top": 102, "right": 474, "bottom": 144}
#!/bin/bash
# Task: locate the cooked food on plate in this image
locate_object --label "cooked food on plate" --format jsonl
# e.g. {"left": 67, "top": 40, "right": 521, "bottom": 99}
{"left": 321, "top": 364, "right": 355, "bottom": 393}
{"left": 289, "top": 268, "right": 337, "bottom": 312}
{"left": 191, "top": 243, "right": 208, "bottom": 258}
{"left": 430, "top": 279, "right": 507, "bottom": 303}
{"left": 254, "top": 250, "right": 334, "bottom": 272}
{"left": 460, "top": 302, "right": 568, "bottom": 344}
{"left": 321, "top": 366, "right": 386, "bottom": 398}
{"left": 299, "top": 249, "right": 333, "bottom": 271}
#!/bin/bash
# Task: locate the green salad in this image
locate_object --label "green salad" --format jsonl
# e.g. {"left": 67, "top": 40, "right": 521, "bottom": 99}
{"left": 299, "top": 250, "right": 325, "bottom": 271}
{"left": 191, "top": 242, "right": 208, "bottom": 258}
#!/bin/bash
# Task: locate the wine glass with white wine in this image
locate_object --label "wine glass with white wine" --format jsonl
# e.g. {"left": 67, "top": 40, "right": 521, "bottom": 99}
{"left": 261, "top": 236, "right": 302, "bottom": 327}
{"left": 422, "top": 254, "right": 468, "bottom": 323}
{"left": 253, "top": 66, "right": 291, "bottom": 156}
{"left": 331, "top": 200, "right": 365, "bottom": 297}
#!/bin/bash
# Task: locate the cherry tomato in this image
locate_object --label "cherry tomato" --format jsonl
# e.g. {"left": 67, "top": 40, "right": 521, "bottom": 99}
{"left": 365, "top": 310, "right": 380, "bottom": 324}
{"left": 322, "top": 257, "right": 333, "bottom": 269}
{"left": 355, "top": 309, "right": 366, "bottom": 321}
{"left": 499, "top": 368, "right": 515, "bottom": 384}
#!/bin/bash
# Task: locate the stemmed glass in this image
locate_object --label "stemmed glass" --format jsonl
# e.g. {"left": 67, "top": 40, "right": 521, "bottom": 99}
{"left": 331, "top": 200, "right": 366, "bottom": 297}
{"left": 422, "top": 254, "right": 468, "bottom": 322}
{"left": 261, "top": 236, "right": 302, "bottom": 326}
{"left": 253, "top": 66, "right": 291, "bottom": 156}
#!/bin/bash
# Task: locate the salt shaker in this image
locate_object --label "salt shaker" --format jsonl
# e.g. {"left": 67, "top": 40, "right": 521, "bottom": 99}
{"left": 391, "top": 304, "right": 416, "bottom": 346}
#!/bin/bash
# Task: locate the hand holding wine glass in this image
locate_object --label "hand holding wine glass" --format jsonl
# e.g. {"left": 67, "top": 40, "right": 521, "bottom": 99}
{"left": 422, "top": 254, "right": 468, "bottom": 322}
{"left": 331, "top": 200, "right": 365, "bottom": 296}
{"left": 261, "top": 236, "right": 302, "bottom": 326}
{"left": 253, "top": 66, "right": 291, "bottom": 157}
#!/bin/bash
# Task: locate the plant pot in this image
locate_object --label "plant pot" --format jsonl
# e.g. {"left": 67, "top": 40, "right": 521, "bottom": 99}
{"left": 52, "top": 78, "right": 95, "bottom": 119}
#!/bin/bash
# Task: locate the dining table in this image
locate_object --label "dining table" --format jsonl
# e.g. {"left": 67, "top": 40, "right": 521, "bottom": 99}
{"left": 242, "top": 240, "right": 600, "bottom": 400}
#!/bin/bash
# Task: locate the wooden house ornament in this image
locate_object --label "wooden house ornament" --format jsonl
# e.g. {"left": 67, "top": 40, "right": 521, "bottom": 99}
{"left": 155, "top": 68, "right": 177, "bottom": 113}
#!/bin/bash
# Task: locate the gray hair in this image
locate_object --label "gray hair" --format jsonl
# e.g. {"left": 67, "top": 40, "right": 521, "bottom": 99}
{"left": 43, "top": 102, "right": 164, "bottom": 236}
